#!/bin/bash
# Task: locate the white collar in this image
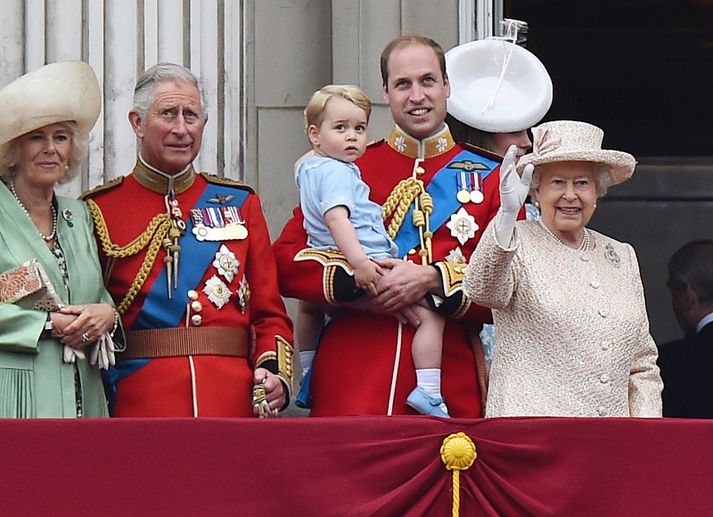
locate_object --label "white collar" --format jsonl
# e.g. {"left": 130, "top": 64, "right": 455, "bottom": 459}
{"left": 696, "top": 311, "right": 713, "bottom": 333}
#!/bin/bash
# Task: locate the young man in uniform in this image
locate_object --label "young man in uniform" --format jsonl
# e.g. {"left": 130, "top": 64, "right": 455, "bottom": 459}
{"left": 274, "top": 35, "right": 512, "bottom": 417}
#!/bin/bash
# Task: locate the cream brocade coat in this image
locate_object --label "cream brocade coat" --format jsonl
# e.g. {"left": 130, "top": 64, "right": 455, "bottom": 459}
{"left": 465, "top": 220, "right": 663, "bottom": 417}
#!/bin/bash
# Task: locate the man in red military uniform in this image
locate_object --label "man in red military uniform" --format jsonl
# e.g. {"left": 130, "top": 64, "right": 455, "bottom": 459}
{"left": 274, "top": 35, "right": 508, "bottom": 418}
{"left": 84, "top": 63, "right": 293, "bottom": 417}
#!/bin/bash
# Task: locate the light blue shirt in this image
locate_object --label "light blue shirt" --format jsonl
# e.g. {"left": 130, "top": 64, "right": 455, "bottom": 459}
{"left": 296, "top": 155, "right": 398, "bottom": 259}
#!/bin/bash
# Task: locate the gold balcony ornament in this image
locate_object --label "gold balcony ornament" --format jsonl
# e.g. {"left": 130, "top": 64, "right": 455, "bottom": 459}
{"left": 440, "top": 432, "right": 477, "bottom": 517}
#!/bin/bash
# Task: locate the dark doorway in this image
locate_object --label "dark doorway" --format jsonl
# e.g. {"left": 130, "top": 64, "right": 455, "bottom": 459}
{"left": 507, "top": 0, "right": 713, "bottom": 344}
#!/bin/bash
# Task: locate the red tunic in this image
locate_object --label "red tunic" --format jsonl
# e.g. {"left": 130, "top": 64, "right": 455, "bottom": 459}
{"left": 273, "top": 126, "right": 503, "bottom": 417}
{"left": 84, "top": 163, "right": 293, "bottom": 417}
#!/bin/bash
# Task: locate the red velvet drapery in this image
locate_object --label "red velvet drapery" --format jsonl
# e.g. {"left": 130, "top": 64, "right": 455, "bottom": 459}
{"left": 1, "top": 416, "right": 710, "bottom": 516}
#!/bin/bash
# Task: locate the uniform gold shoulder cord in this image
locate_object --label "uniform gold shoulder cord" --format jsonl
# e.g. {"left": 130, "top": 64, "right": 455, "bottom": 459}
{"left": 86, "top": 199, "right": 172, "bottom": 315}
{"left": 381, "top": 159, "right": 433, "bottom": 264}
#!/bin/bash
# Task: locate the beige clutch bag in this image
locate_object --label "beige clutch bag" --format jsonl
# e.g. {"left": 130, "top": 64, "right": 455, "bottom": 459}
{"left": 0, "top": 259, "right": 64, "bottom": 311}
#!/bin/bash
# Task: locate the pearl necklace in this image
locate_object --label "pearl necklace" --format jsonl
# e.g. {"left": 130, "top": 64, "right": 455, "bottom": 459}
{"left": 10, "top": 180, "right": 58, "bottom": 242}
{"left": 539, "top": 220, "right": 590, "bottom": 252}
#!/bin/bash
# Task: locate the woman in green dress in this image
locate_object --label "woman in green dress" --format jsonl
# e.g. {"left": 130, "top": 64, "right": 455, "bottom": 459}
{"left": 0, "top": 61, "right": 118, "bottom": 417}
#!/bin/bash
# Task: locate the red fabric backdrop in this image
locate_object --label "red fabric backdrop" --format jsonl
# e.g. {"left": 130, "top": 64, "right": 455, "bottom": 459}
{"left": 0, "top": 416, "right": 710, "bottom": 516}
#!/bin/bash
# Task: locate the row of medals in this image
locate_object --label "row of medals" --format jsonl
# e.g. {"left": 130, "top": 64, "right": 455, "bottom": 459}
{"left": 456, "top": 170, "right": 484, "bottom": 204}
{"left": 162, "top": 197, "right": 249, "bottom": 301}
{"left": 190, "top": 205, "right": 248, "bottom": 242}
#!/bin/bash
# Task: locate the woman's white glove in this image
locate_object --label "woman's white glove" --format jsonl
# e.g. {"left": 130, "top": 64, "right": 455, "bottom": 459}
{"left": 90, "top": 334, "right": 116, "bottom": 370}
{"left": 63, "top": 345, "right": 86, "bottom": 364}
{"left": 62, "top": 334, "right": 115, "bottom": 369}
{"left": 495, "top": 145, "right": 534, "bottom": 248}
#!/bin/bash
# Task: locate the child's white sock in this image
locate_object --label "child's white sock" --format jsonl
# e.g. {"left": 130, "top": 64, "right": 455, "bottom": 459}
{"left": 416, "top": 368, "right": 442, "bottom": 398}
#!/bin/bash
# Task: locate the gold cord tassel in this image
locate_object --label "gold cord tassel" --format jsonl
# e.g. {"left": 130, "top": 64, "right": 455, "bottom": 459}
{"left": 440, "top": 433, "right": 477, "bottom": 517}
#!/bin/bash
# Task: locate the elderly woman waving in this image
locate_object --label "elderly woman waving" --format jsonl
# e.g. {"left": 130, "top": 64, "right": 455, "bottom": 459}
{"left": 0, "top": 62, "right": 118, "bottom": 418}
{"left": 465, "top": 120, "right": 662, "bottom": 417}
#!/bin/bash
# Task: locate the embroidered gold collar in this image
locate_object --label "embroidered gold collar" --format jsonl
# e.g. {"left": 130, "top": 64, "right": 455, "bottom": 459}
{"left": 132, "top": 155, "right": 196, "bottom": 195}
{"left": 386, "top": 125, "right": 455, "bottom": 160}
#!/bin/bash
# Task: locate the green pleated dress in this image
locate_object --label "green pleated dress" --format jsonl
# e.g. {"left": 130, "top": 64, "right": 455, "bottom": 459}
{"left": 0, "top": 181, "right": 111, "bottom": 417}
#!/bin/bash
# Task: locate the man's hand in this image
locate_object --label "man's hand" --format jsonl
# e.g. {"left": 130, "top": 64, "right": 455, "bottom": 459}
{"left": 252, "top": 368, "right": 286, "bottom": 417}
{"left": 370, "top": 259, "right": 439, "bottom": 312}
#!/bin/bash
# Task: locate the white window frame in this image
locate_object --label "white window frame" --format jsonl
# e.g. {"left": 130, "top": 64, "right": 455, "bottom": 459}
{"left": 459, "top": 0, "right": 504, "bottom": 43}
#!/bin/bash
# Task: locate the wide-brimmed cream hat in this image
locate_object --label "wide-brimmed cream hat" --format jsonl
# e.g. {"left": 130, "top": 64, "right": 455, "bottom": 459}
{"left": 445, "top": 38, "right": 552, "bottom": 133}
{"left": 0, "top": 61, "right": 100, "bottom": 154}
{"left": 517, "top": 120, "right": 636, "bottom": 186}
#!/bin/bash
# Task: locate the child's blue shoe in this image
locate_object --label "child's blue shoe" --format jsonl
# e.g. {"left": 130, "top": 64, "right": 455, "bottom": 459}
{"left": 406, "top": 387, "right": 450, "bottom": 418}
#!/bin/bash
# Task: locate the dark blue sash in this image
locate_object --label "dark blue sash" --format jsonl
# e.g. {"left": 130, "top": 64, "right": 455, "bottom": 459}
{"left": 392, "top": 150, "right": 499, "bottom": 254}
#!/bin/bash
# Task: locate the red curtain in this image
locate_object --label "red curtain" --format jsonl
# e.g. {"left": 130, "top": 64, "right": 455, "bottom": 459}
{"left": 0, "top": 416, "right": 710, "bottom": 516}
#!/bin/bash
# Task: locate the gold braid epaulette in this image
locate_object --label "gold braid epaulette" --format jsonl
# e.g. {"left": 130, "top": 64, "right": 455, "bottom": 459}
{"left": 202, "top": 173, "right": 254, "bottom": 192}
{"left": 86, "top": 199, "right": 171, "bottom": 315}
{"left": 79, "top": 176, "right": 124, "bottom": 200}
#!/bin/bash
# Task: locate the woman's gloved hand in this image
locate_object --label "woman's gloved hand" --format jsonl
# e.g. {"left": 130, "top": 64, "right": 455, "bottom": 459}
{"left": 494, "top": 144, "right": 534, "bottom": 247}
